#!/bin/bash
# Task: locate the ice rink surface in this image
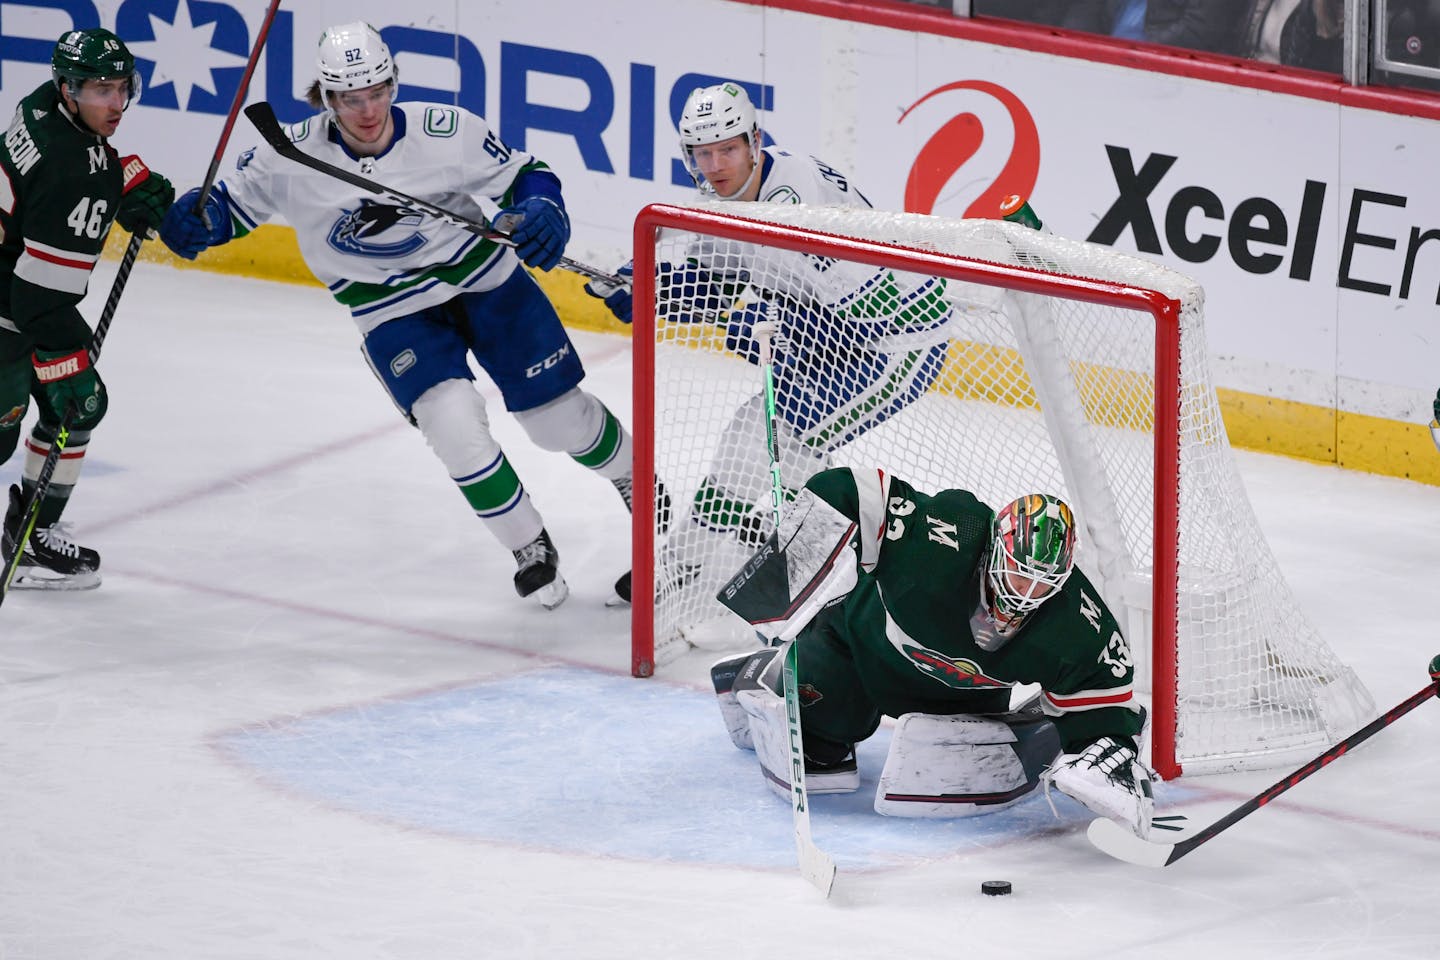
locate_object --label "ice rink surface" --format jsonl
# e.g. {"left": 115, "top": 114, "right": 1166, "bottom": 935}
{"left": 2, "top": 261, "right": 1438, "bottom": 959}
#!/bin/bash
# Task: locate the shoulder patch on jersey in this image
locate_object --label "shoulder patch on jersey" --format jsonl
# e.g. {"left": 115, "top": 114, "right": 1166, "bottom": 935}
{"left": 290, "top": 118, "right": 312, "bottom": 143}
{"left": 423, "top": 106, "right": 458, "bottom": 138}
{"left": 235, "top": 146, "right": 255, "bottom": 171}
{"left": 762, "top": 185, "right": 800, "bottom": 204}
{"left": 32, "top": 108, "right": 47, "bottom": 120}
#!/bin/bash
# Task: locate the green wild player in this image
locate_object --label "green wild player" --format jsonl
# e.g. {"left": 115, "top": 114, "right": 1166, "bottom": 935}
{"left": 710, "top": 466, "right": 1156, "bottom": 838}
{"left": 0, "top": 28, "right": 174, "bottom": 589}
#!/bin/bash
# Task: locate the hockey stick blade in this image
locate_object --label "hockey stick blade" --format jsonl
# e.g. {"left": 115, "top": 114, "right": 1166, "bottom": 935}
{"left": 798, "top": 835, "right": 837, "bottom": 896}
{"left": 242, "top": 102, "right": 625, "bottom": 286}
{"left": 1087, "top": 672, "right": 1440, "bottom": 868}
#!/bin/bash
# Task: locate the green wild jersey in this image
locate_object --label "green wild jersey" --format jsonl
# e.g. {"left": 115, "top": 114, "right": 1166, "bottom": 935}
{"left": 803, "top": 466, "right": 1144, "bottom": 752}
{"left": 0, "top": 82, "right": 122, "bottom": 351}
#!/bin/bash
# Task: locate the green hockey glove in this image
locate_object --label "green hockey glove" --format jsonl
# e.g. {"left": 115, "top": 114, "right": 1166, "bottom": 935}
{"left": 115, "top": 155, "right": 175, "bottom": 239}
{"left": 33, "top": 348, "right": 108, "bottom": 429}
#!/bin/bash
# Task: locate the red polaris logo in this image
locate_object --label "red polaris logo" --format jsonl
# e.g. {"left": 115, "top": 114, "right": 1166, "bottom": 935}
{"left": 898, "top": 81, "right": 1040, "bottom": 218}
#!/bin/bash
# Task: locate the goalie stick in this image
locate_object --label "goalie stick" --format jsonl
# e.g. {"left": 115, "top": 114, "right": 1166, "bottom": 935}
{"left": 1, "top": 233, "right": 143, "bottom": 603}
{"left": 755, "top": 321, "right": 837, "bottom": 897}
{"left": 242, "top": 102, "right": 626, "bottom": 288}
{"left": 1088, "top": 658, "right": 1440, "bottom": 867}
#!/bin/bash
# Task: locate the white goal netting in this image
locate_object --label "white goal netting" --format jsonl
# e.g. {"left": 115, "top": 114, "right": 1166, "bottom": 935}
{"left": 634, "top": 201, "right": 1373, "bottom": 777}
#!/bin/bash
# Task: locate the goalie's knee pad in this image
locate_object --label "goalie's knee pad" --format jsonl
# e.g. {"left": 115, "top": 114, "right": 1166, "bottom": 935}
{"left": 710, "top": 648, "right": 780, "bottom": 751}
{"left": 874, "top": 708, "right": 1061, "bottom": 818}
{"left": 713, "top": 648, "right": 858, "bottom": 799}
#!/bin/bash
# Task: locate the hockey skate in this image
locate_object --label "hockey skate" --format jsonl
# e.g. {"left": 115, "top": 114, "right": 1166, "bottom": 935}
{"left": 2, "top": 485, "right": 101, "bottom": 591}
{"left": 512, "top": 528, "right": 567, "bottom": 610}
{"left": 607, "top": 475, "right": 674, "bottom": 605}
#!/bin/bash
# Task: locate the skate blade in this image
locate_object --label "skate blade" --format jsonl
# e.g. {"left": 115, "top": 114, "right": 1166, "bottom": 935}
{"left": 10, "top": 568, "right": 102, "bottom": 591}
{"left": 534, "top": 576, "right": 569, "bottom": 611}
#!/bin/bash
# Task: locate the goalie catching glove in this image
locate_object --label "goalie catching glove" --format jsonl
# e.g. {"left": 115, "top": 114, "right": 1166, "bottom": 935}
{"left": 1042, "top": 736, "right": 1155, "bottom": 838}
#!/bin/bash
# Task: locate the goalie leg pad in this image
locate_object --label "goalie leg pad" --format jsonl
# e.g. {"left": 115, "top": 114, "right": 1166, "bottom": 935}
{"left": 710, "top": 647, "right": 780, "bottom": 750}
{"left": 734, "top": 676, "right": 859, "bottom": 800}
{"left": 875, "top": 710, "right": 1061, "bottom": 818}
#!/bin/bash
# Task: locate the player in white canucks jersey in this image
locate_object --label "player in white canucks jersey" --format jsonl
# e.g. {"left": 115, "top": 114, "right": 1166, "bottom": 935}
{"left": 586, "top": 82, "right": 953, "bottom": 605}
{"left": 157, "top": 22, "right": 643, "bottom": 609}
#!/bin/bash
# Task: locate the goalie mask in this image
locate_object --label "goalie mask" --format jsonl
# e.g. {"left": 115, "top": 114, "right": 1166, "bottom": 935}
{"left": 982, "top": 494, "right": 1076, "bottom": 636}
{"left": 316, "top": 21, "right": 396, "bottom": 94}
{"left": 678, "top": 82, "right": 762, "bottom": 200}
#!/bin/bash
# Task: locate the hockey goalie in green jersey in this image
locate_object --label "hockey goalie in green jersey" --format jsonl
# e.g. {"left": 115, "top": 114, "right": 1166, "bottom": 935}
{"left": 710, "top": 466, "right": 1158, "bottom": 838}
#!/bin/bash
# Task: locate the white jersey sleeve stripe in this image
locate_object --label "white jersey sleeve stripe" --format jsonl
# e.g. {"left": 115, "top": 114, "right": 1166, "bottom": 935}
{"left": 850, "top": 466, "right": 890, "bottom": 572}
{"left": 16, "top": 240, "right": 98, "bottom": 294}
{"left": 1041, "top": 685, "right": 1140, "bottom": 716}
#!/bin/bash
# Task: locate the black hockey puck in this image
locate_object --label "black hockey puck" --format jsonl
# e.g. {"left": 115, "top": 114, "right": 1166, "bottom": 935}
{"left": 980, "top": 880, "right": 1013, "bottom": 896}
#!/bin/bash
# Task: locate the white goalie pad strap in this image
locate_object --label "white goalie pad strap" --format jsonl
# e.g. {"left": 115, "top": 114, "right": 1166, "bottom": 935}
{"left": 735, "top": 687, "right": 859, "bottom": 800}
{"left": 875, "top": 713, "right": 1041, "bottom": 818}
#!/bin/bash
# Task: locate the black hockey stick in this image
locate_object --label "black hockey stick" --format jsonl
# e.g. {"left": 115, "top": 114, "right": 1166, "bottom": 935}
{"left": 1, "top": 233, "right": 144, "bottom": 602}
{"left": 195, "top": 0, "right": 281, "bottom": 213}
{"left": 242, "top": 101, "right": 626, "bottom": 287}
{"left": 1088, "top": 658, "right": 1440, "bottom": 867}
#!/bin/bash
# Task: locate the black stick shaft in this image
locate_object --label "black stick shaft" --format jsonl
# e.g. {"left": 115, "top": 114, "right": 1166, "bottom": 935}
{"left": 1167, "top": 677, "right": 1440, "bottom": 863}
{"left": 195, "top": 0, "right": 282, "bottom": 211}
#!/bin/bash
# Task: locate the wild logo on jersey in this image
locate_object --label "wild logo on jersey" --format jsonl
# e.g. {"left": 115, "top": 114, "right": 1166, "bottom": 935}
{"left": 327, "top": 199, "right": 429, "bottom": 258}
{"left": 881, "top": 599, "right": 1008, "bottom": 689}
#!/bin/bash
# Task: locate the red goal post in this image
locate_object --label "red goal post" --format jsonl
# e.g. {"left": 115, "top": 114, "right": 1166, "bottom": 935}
{"left": 627, "top": 201, "right": 1373, "bottom": 780}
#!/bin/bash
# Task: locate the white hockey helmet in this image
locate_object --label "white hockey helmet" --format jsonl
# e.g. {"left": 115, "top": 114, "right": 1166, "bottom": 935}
{"left": 679, "top": 82, "right": 762, "bottom": 199}
{"left": 316, "top": 21, "right": 395, "bottom": 93}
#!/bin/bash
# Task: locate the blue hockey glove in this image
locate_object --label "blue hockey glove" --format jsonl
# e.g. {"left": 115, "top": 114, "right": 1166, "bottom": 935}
{"left": 498, "top": 196, "right": 569, "bottom": 271}
{"left": 583, "top": 263, "right": 634, "bottom": 323}
{"left": 159, "top": 188, "right": 234, "bottom": 260}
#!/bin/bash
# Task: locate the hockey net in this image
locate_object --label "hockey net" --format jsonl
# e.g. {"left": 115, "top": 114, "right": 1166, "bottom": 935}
{"left": 628, "top": 201, "right": 1374, "bottom": 779}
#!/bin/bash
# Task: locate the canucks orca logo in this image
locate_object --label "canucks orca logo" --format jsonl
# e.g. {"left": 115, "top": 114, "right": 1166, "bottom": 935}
{"left": 328, "top": 200, "right": 429, "bottom": 258}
